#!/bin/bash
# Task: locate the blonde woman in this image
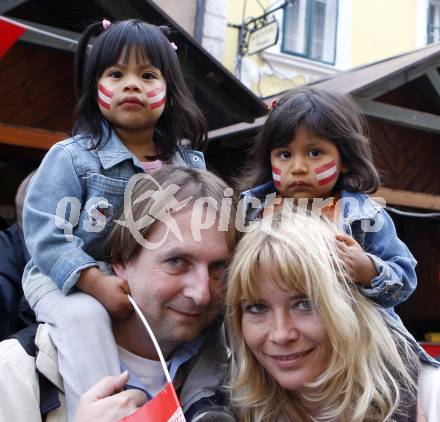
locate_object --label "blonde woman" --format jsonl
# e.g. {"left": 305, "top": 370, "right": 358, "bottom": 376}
{"left": 226, "top": 213, "right": 439, "bottom": 421}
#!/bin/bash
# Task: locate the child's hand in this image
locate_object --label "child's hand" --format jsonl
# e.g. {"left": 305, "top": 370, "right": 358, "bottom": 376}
{"left": 77, "top": 267, "right": 133, "bottom": 319}
{"left": 94, "top": 274, "right": 133, "bottom": 319}
{"left": 335, "top": 234, "right": 378, "bottom": 286}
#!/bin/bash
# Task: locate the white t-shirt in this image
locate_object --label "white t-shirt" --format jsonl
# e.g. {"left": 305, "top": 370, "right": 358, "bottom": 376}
{"left": 418, "top": 364, "right": 440, "bottom": 421}
{"left": 117, "top": 345, "right": 169, "bottom": 397}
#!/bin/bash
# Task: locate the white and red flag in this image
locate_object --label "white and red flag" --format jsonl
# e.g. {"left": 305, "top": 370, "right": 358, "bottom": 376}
{"left": 272, "top": 166, "right": 281, "bottom": 188}
{"left": 120, "top": 382, "right": 185, "bottom": 422}
{"left": 314, "top": 160, "right": 338, "bottom": 186}
{"left": 146, "top": 86, "right": 166, "bottom": 110}
{"left": 0, "top": 16, "right": 27, "bottom": 58}
{"left": 120, "top": 296, "right": 186, "bottom": 422}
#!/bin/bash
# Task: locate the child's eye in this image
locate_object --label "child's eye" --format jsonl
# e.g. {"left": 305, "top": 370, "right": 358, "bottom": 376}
{"left": 308, "top": 149, "right": 321, "bottom": 158}
{"left": 142, "top": 72, "right": 156, "bottom": 80}
{"left": 108, "top": 70, "right": 122, "bottom": 78}
{"left": 279, "top": 151, "right": 291, "bottom": 160}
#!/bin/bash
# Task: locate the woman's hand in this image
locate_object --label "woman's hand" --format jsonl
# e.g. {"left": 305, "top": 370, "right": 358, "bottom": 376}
{"left": 75, "top": 372, "right": 147, "bottom": 422}
{"left": 77, "top": 267, "right": 133, "bottom": 319}
{"left": 335, "top": 233, "right": 378, "bottom": 286}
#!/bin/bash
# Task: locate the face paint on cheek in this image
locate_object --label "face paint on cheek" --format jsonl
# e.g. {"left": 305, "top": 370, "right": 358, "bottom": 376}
{"left": 272, "top": 166, "right": 281, "bottom": 188}
{"left": 98, "top": 84, "right": 113, "bottom": 110}
{"left": 146, "top": 86, "right": 166, "bottom": 110}
{"left": 314, "top": 160, "right": 338, "bottom": 186}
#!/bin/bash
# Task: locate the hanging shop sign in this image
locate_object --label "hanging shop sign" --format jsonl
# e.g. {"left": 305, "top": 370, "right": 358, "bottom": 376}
{"left": 246, "top": 19, "right": 279, "bottom": 55}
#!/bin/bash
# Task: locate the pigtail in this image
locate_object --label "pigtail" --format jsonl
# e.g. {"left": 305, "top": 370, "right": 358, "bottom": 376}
{"left": 73, "top": 22, "right": 104, "bottom": 98}
{"left": 158, "top": 25, "right": 172, "bottom": 39}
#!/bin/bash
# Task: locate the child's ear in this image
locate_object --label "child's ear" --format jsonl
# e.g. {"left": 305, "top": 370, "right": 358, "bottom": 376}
{"left": 112, "top": 263, "right": 126, "bottom": 279}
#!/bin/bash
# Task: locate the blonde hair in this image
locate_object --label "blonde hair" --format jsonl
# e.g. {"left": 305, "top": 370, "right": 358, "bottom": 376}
{"left": 226, "top": 213, "right": 419, "bottom": 422}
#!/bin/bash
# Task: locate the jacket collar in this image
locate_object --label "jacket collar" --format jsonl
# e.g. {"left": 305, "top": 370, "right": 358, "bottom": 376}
{"left": 35, "top": 324, "right": 64, "bottom": 392}
{"left": 340, "top": 190, "right": 381, "bottom": 221}
{"left": 94, "top": 124, "right": 143, "bottom": 170}
{"left": 240, "top": 181, "right": 275, "bottom": 201}
{"left": 122, "top": 333, "right": 205, "bottom": 400}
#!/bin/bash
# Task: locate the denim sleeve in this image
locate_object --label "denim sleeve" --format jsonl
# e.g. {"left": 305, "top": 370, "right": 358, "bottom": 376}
{"left": 23, "top": 144, "right": 97, "bottom": 293}
{"left": 359, "top": 208, "right": 417, "bottom": 308}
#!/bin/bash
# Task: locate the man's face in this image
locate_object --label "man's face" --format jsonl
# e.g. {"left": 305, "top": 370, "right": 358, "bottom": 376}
{"left": 116, "top": 207, "right": 230, "bottom": 354}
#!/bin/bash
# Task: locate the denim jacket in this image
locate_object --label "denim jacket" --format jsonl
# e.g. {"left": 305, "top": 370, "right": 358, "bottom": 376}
{"left": 23, "top": 128, "right": 205, "bottom": 301}
{"left": 240, "top": 182, "right": 439, "bottom": 366}
{"left": 240, "top": 182, "right": 416, "bottom": 317}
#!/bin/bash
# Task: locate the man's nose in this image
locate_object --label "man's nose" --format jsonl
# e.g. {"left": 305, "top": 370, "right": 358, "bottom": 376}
{"left": 268, "top": 311, "right": 299, "bottom": 345}
{"left": 183, "top": 266, "right": 211, "bottom": 307}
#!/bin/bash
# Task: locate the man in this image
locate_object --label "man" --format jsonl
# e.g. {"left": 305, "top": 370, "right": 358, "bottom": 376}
{"left": 0, "top": 171, "right": 35, "bottom": 340}
{"left": 0, "top": 166, "right": 238, "bottom": 422}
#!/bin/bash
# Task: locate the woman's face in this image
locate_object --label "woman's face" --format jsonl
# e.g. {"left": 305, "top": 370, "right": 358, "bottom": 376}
{"left": 241, "top": 275, "right": 331, "bottom": 393}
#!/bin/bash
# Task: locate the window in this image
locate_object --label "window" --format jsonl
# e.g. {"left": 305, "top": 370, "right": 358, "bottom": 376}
{"left": 428, "top": 0, "right": 440, "bottom": 43}
{"left": 282, "top": 0, "right": 338, "bottom": 64}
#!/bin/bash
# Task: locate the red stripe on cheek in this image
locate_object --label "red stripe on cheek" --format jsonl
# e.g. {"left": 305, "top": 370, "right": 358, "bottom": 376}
{"left": 98, "top": 97, "right": 110, "bottom": 110}
{"left": 150, "top": 97, "right": 166, "bottom": 110}
{"left": 272, "top": 166, "right": 281, "bottom": 175}
{"left": 98, "top": 84, "right": 113, "bottom": 98}
{"left": 274, "top": 180, "right": 281, "bottom": 187}
{"left": 315, "top": 160, "right": 336, "bottom": 174}
{"left": 147, "top": 87, "right": 165, "bottom": 97}
{"left": 318, "top": 172, "right": 338, "bottom": 186}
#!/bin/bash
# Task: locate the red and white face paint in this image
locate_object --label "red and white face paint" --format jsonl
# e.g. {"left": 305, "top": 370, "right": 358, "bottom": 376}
{"left": 314, "top": 160, "right": 338, "bottom": 186}
{"left": 272, "top": 166, "right": 281, "bottom": 188}
{"left": 98, "top": 83, "right": 113, "bottom": 110}
{"left": 146, "top": 86, "right": 166, "bottom": 110}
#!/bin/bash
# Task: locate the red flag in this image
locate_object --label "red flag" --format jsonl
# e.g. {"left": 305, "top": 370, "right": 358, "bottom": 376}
{"left": 0, "top": 17, "right": 27, "bottom": 58}
{"left": 120, "top": 382, "right": 186, "bottom": 422}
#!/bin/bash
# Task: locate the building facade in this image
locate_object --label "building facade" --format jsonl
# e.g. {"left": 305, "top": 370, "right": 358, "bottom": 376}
{"left": 223, "top": 0, "right": 440, "bottom": 97}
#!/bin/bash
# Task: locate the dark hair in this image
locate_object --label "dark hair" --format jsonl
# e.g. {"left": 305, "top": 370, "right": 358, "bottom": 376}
{"left": 241, "top": 87, "right": 380, "bottom": 194}
{"left": 73, "top": 19, "right": 206, "bottom": 159}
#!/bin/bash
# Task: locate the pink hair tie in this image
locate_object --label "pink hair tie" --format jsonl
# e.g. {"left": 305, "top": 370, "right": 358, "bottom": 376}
{"left": 170, "top": 42, "right": 178, "bottom": 51}
{"left": 268, "top": 99, "right": 277, "bottom": 111}
{"left": 102, "top": 19, "right": 111, "bottom": 30}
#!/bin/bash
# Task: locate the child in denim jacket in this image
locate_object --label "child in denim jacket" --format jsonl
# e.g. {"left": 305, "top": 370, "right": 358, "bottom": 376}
{"left": 240, "top": 88, "right": 416, "bottom": 325}
{"left": 23, "top": 19, "right": 206, "bottom": 419}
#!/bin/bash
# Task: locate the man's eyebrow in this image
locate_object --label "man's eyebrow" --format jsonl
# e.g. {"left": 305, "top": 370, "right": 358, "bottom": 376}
{"left": 159, "top": 247, "right": 229, "bottom": 264}
{"left": 159, "top": 247, "right": 194, "bottom": 259}
{"left": 209, "top": 258, "right": 229, "bottom": 267}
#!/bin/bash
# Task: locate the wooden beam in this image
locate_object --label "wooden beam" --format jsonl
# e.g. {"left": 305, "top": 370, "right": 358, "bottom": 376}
{"left": 208, "top": 116, "right": 266, "bottom": 142}
{"left": 427, "top": 68, "right": 440, "bottom": 98}
{"left": 0, "top": 0, "right": 27, "bottom": 14}
{"left": 0, "top": 123, "right": 67, "bottom": 150}
{"left": 376, "top": 187, "right": 440, "bottom": 211}
{"left": 355, "top": 98, "right": 440, "bottom": 134}
{"left": 358, "top": 59, "right": 440, "bottom": 99}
